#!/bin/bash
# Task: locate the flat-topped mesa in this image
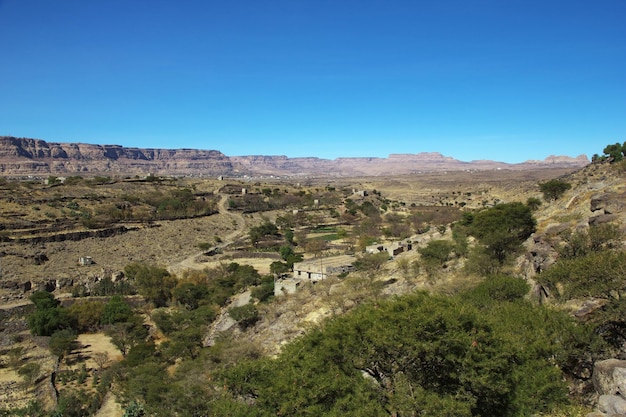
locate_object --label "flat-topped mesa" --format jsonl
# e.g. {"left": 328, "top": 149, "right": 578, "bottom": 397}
{"left": 534, "top": 154, "right": 590, "bottom": 165}
{"left": 0, "top": 136, "right": 589, "bottom": 177}
{"left": 387, "top": 152, "right": 459, "bottom": 162}
{"left": 0, "top": 136, "right": 233, "bottom": 176}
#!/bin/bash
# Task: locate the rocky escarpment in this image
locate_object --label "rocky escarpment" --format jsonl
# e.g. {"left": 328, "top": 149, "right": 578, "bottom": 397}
{"left": 0, "top": 136, "right": 589, "bottom": 177}
{"left": 0, "top": 137, "right": 233, "bottom": 176}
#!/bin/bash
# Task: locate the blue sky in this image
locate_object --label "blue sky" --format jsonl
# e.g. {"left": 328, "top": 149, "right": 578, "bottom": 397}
{"left": 1, "top": 1, "right": 624, "bottom": 162}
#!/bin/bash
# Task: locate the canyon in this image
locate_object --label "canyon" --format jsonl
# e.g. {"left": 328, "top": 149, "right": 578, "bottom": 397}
{"left": 0, "top": 136, "right": 589, "bottom": 177}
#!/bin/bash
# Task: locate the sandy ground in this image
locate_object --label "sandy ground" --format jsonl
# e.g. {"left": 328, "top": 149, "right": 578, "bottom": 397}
{"left": 73, "top": 333, "right": 123, "bottom": 366}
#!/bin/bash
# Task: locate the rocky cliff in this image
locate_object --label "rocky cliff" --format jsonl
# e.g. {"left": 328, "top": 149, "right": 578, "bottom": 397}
{"left": 0, "top": 136, "right": 589, "bottom": 177}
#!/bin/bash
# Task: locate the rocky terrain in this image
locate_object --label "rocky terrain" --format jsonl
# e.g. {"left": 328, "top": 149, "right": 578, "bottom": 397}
{"left": 0, "top": 136, "right": 589, "bottom": 177}
{"left": 0, "top": 140, "right": 624, "bottom": 416}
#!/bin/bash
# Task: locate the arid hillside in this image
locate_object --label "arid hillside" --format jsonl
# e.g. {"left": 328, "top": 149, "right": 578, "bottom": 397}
{"left": 0, "top": 158, "right": 625, "bottom": 417}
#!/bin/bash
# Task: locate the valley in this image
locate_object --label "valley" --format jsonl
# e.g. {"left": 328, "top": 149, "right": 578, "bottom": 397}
{"left": 0, "top": 151, "right": 624, "bottom": 417}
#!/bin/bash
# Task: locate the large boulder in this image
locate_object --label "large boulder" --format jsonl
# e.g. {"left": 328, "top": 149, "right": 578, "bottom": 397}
{"left": 590, "top": 192, "right": 626, "bottom": 215}
{"left": 593, "top": 359, "right": 626, "bottom": 396}
{"left": 598, "top": 394, "right": 626, "bottom": 415}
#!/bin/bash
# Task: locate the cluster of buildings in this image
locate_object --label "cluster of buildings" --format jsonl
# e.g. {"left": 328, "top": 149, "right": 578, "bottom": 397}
{"left": 274, "top": 239, "right": 415, "bottom": 295}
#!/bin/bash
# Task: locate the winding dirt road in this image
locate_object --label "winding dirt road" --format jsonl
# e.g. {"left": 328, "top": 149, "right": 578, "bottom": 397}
{"left": 167, "top": 194, "right": 248, "bottom": 275}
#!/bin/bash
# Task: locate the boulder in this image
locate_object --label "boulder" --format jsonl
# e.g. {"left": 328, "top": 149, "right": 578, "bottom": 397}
{"left": 591, "top": 192, "right": 626, "bottom": 215}
{"left": 593, "top": 359, "right": 626, "bottom": 395}
{"left": 589, "top": 214, "right": 618, "bottom": 226}
{"left": 598, "top": 394, "right": 626, "bottom": 415}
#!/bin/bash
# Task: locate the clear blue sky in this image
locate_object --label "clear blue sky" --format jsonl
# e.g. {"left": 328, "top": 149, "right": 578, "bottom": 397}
{"left": 1, "top": 1, "right": 624, "bottom": 162}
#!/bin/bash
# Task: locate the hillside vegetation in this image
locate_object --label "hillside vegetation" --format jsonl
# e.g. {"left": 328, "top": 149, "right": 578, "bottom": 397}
{"left": 0, "top": 144, "right": 625, "bottom": 416}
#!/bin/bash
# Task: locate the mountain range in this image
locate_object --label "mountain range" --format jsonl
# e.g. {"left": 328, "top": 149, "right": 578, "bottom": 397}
{"left": 0, "top": 136, "right": 589, "bottom": 177}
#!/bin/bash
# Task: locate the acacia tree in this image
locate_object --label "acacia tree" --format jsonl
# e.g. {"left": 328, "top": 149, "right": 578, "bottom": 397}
{"left": 539, "top": 179, "right": 571, "bottom": 201}
{"left": 466, "top": 202, "right": 536, "bottom": 264}
{"left": 603, "top": 142, "right": 626, "bottom": 162}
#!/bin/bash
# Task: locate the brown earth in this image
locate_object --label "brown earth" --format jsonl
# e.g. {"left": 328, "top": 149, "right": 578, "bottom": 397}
{"left": 2, "top": 161, "right": 622, "bottom": 416}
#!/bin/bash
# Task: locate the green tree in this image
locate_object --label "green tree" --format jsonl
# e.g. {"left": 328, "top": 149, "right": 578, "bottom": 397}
{"left": 125, "top": 263, "right": 177, "bottom": 307}
{"left": 539, "top": 179, "right": 571, "bottom": 201}
{"left": 248, "top": 221, "right": 279, "bottom": 246}
{"left": 419, "top": 239, "right": 455, "bottom": 265}
{"left": 466, "top": 202, "right": 536, "bottom": 264}
{"left": 220, "top": 291, "right": 578, "bottom": 416}
{"left": 269, "top": 261, "right": 290, "bottom": 275}
{"left": 67, "top": 301, "right": 104, "bottom": 332}
{"left": 101, "top": 296, "right": 133, "bottom": 324}
{"left": 29, "top": 291, "right": 59, "bottom": 310}
{"left": 172, "top": 282, "right": 209, "bottom": 310}
{"left": 27, "top": 292, "right": 72, "bottom": 336}
{"left": 603, "top": 142, "right": 625, "bottom": 162}
{"left": 106, "top": 316, "right": 148, "bottom": 356}
{"left": 49, "top": 329, "right": 78, "bottom": 362}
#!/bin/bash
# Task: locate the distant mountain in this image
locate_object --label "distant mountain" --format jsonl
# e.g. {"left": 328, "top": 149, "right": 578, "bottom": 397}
{"left": 0, "top": 136, "right": 589, "bottom": 177}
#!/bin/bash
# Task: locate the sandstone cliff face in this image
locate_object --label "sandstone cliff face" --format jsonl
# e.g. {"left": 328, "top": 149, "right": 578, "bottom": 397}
{"left": 0, "top": 136, "right": 589, "bottom": 177}
{"left": 0, "top": 137, "right": 233, "bottom": 176}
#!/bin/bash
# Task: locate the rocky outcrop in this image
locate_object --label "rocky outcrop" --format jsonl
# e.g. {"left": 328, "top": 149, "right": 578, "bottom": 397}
{"left": 591, "top": 192, "right": 626, "bottom": 215}
{"left": 0, "top": 136, "right": 589, "bottom": 177}
{"left": 588, "top": 359, "right": 626, "bottom": 417}
{"left": 0, "top": 137, "right": 233, "bottom": 176}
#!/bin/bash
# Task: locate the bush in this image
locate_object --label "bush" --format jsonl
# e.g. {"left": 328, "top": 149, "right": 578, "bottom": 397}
{"left": 251, "top": 278, "right": 275, "bottom": 303}
{"left": 67, "top": 301, "right": 104, "bottom": 332}
{"left": 125, "top": 263, "right": 177, "bottom": 307}
{"left": 465, "top": 275, "right": 530, "bottom": 307}
{"left": 526, "top": 197, "right": 542, "bottom": 211}
{"left": 538, "top": 250, "right": 626, "bottom": 300}
{"left": 219, "top": 292, "right": 579, "bottom": 416}
{"left": 557, "top": 223, "right": 622, "bottom": 259}
{"left": 228, "top": 304, "right": 259, "bottom": 329}
{"left": 172, "top": 282, "right": 210, "bottom": 310}
{"left": 418, "top": 239, "right": 455, "bottom": 265}
{"left": 17, "top": 362, "right": 41, "bottom": 385}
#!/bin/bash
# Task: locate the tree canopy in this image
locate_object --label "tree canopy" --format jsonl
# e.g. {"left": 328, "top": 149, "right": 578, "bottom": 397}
{"left": 215, "top": 289, "right": 590, "bottom": 417}
{"left": 539, "top": 179, "right": 571, "bottom": 201}
{"left": 464, "top": 202, "right": 536, "bottom": 264}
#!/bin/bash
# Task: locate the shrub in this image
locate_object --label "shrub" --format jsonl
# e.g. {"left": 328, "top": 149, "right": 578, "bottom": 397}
{"left": 418, "top": 239, "right": 455, "bottom": 265}
{"left": 465, "top": 275, "right": 530, "bottom": 307}
{"left": 526, "top": 197, "right": 542, "bottom": 211}
{"left": 228, "top": 304, "right": 259, "bottom": 329}
{"left": 538, "top": 250, "right": 626, "bottom": 300}
{"left": 220, "top": 292, "right": 579, "bottom": 416}
{"left": 539, "top": 179, "right": 571, "bottom": 201}
{"left": 17, "top": 362, "right": 41, "bottom": 385}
